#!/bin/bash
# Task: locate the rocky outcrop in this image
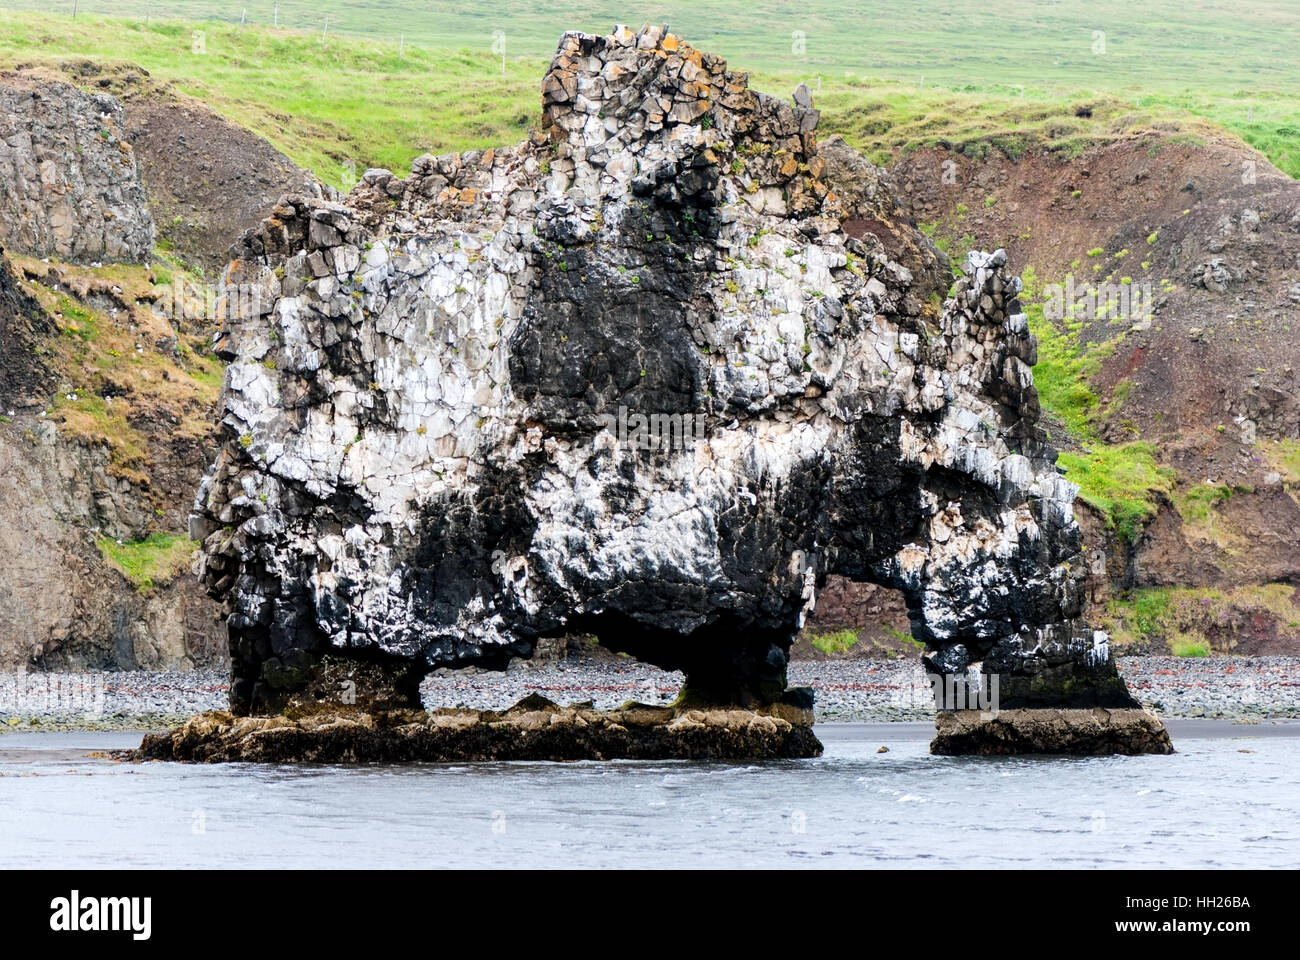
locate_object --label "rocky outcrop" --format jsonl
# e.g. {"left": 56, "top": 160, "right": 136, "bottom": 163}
{"left": 0, "top": 72, "right": 155, "bottom": 263}
{"left": 0, "top": 249, "right": 52, "bottom": 409}
{"left": 931, "top": 707, "right": 1174, "bottom": 755}
{"left": 135, "top": 694, "right": 822, "bottom": 762}
{"left": 192, "top": 25, "right": 1153, "bottom": 752}
{"left": 0, "top": 65, "right": 312, "bottom": 671}
{"left": 889, "top": 139, "right": 1300, "bottom": 654}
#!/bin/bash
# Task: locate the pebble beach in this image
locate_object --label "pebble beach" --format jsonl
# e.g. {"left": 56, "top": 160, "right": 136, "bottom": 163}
{"left": 1, "top": 656, "right": 1296, "bottom": 731}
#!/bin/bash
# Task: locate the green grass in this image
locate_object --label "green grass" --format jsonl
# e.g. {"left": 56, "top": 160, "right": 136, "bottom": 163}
{"left": 1105, "top": 583, "right": 1300, "bottom": 653}
{"left": 0, "top": 14, "right": 545, "bottom": 188}
{"left": 1018, "top": 266, "right": 1177, "bottom": 541}
{"left": 50, "top": 391, "right": 152, "bottom": 479}
{"left": 1020, "top": 265, "right": 1109, "bottom": 437}
{"left": 55, "top": 296, "right": 99, "bottom": 341}
{"left": 1171, "top": 638, "right": 1212, "bottom": 657}
{"left": 1057, "top": 443, "right": 1176, "bottom": 543}
{"left": 882, "top": 624, "right": 923, "bottom": 649}
{"left": 809, "top": 629, "right": 860, "bottom": 655}
{"left": 96, "top": 532, "right": 197, "bottom": 591}
{"left": 1267, "top": 439, "right": 1300, "bottom": 483}
{"left": 3, "top": 1, "right": 1300, "bottom": 187}
{"left": 1125, "top": 588, "right": 1176, "bottom": 636}
{"left": 1175, "top": 482, "right": 1233, "bottom": 525}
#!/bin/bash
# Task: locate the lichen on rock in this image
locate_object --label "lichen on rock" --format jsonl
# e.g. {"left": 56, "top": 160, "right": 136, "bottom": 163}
{"left": 134, "top": 694, "right": 823, "bottom": 763}
{"left": 931, "top": 707, "right": 1174, "bottom": 756}
{"left": 191, "top": 25, "right": 1158, "bottom": 752}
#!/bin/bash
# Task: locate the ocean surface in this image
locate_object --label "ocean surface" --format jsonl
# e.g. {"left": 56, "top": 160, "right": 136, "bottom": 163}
{"left": 2, "top": 721, "right": 1296, "bottom": 868}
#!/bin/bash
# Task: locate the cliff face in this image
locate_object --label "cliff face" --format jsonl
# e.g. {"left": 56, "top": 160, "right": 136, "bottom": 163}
{"left": 0, "top": 58, "right": 334, "bottom": 671}
{"left": 197, "top": 25, "right": 1134, "bottom": 714}
{"left": 0, "top": 72, "right": 155, "bottom": 263}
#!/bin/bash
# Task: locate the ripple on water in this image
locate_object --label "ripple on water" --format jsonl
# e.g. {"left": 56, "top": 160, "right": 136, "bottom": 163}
{"left": 0, "top": 733, "right": 1296, "bottom": 868}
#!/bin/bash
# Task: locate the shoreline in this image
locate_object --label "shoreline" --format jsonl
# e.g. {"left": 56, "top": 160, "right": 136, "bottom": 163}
{"left": 3, "top": 718, "right": 1298, "bottom": 752}
{"left": 1, "top": 655, "right": 1297, "bottom": 733}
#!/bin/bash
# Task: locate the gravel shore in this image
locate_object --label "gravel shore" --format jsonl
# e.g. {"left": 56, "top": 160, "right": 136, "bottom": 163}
{"left": 1, "top": 656, "right": 1296, "bottom": 731}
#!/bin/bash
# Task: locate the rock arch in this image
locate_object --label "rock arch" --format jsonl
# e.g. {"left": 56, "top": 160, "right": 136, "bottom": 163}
{"left": 195, "top": 25, "right": 1153, "bottom": 750}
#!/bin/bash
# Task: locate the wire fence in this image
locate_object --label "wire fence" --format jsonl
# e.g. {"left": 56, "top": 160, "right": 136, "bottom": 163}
{"left": 1, "top": 1, "right": 553, "bottom": 54}
{"left": 0, "top": 0, "right": 795, "bottom": 64}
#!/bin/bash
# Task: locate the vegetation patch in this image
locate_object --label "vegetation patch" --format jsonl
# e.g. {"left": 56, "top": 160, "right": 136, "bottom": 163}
{"left": 808, "top": 629, "right": 860, "bottom": 656}
{"left": 97, "top": 532, "right": 197, "bottom": 591}
{"left": 1104, "top": 583, "right": 1300, "bottom": 654}
{"left": 1019, "top": 266, "right": 1177, "bottom": 542}
{"left": 1057, "top": 443, "right": 1175, "bottom": 543}
{"left": 1264, "top": 439, "right": 1300, "bottom": 486}
{"left": 11, "top": 253, "right": 225, "bottom": 483}
{"left": 3, "top": 3, "right": 1299, "bottom": 188}
{"left": 1173, "top": 482, "right": 1234, "bottom": 541}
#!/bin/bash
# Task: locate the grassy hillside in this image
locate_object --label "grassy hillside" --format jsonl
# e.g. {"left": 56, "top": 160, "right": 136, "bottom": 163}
{"left": 1, "top": 2, "right": 1297, "bottom": 186}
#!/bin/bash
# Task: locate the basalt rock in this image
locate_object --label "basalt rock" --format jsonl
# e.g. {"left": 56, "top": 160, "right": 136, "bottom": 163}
{"left": 0, "top": 248, "right": 52, "bottom": 408}
{"left": 0, "top": 73, "right": 155, "bottom": 263}
{"left": 192, "top": 25, "right": 1154, "bottom": 749}
{"left": 134, "top": 695, "right": 822, "bottom": 762}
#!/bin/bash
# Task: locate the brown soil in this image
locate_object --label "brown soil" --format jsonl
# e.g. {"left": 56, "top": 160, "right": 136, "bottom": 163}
{"left": 124, "top": 99, "right": 323, "bottom": 274}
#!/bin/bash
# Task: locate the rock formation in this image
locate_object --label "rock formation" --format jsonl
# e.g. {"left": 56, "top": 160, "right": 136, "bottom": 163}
{"left": 932, "top": 706, "right": 1174, "bottom": 755}
{"left": 0, "top": 249, "right": 52, "bottom": 408}
{"left": 192, "top": 25, "right": 1165, "bottom": 753}
{"left": 0, "top": 72, "right": 155, "bottom": 263}
{"left": 136, "top": 693, "right": 821, "bottom": 763}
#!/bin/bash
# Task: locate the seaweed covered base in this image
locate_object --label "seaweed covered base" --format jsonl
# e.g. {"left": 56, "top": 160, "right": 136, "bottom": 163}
{"left": 930, "top": 707, "right": 1174, "bottom": 756}
{"left": 133, "top": 694, "right": 823, "bottom": 763}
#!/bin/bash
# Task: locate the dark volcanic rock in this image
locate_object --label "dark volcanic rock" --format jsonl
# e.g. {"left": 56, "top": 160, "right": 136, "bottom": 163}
{"left": 189, "top": 24, "right": 1150, "bottom": 742}
{"left": 135, "top": 695, "right": 823, "bottom": 762}
{"left": 0, "top": 249, "right": 53, "bottom": 409}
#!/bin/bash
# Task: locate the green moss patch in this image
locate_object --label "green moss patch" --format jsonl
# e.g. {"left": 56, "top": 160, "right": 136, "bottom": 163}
{"left": 96, "top": 532, "right": 197, "bottom": 591}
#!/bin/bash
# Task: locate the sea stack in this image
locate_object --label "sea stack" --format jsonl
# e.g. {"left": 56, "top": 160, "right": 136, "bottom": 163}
{"left": 176, "top": 24, "right": 1171, "bottom": 759}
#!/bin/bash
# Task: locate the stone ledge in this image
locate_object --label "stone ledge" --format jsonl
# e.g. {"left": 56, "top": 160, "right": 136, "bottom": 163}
{"left": 930, "top": 707, "right": 1174, "bottom": 755}
{"left": 132, "top": 694, "right": 822, "bottom": 762}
